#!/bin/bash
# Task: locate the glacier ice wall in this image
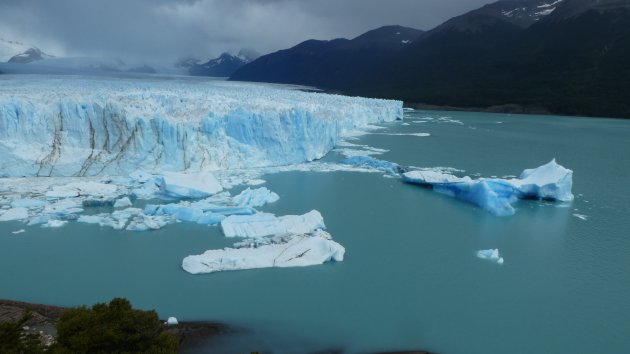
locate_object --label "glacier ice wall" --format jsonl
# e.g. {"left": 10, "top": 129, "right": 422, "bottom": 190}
{"left": 0, "top": 77, "right": 402, "bottom": 177}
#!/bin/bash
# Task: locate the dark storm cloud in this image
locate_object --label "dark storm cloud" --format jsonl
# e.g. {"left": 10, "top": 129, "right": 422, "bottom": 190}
{"left": 0, "top": 0, "right": 490, "bottom": 63}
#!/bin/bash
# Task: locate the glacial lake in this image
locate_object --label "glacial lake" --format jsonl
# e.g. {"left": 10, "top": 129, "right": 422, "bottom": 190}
{"left": 1, "top": 110, "right": 629, "bottom": 354}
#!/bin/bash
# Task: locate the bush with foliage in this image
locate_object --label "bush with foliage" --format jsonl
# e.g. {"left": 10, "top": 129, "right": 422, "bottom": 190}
{"left": 52, "top": 298, "right": 178, "bottom": 354}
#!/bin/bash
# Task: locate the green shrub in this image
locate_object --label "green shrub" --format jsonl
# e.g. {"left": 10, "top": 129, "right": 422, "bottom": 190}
{"left": 52, "top": 298, "right": 178, "bottom": 354}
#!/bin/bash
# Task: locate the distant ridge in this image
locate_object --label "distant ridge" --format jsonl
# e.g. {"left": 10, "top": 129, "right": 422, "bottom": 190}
{"left": 232, "top": 0, "right": 630, "bottom": 118}
{"left": 231, "top": 25, "right": 424, "bottom": 90}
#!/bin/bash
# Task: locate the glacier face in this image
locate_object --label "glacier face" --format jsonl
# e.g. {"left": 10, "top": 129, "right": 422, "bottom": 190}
{"left": 0, "top": 76, "right": 402, "bottom": 177}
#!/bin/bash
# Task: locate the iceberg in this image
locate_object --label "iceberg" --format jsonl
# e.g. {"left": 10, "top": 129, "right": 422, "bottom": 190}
{"left": 157, "top": 172, "right": 223, "bottom": 199}
{"left": 508, "top": 159, "right": 574, "bottom": 202}
{"left": 182, "top": 231, "right": 345, "bottom": 274}
{"left": 221, "top": 210, "right": 325, "bottom": 238}
{"left": 477, "top": 249, "right": 504, "bottom": 265}
{"left": 403, "top": 160, "right": 573, "bottom": 216}
{"left": 341, "top": 156, "right": 402, "bottom": 175}
{"left": 113, "top": 197, "right": 133, "bottom": 208}
{"left": 0, "top": 76, "right": 402, "bottom": 177}
{"left": 0, "top": 207, "right": 29, "bottom": 221}
{"left": 232, "top": 187, "right": 279, "bottom": 208}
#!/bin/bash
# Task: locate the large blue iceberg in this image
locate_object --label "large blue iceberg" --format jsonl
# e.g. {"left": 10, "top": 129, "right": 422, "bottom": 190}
{"left": 403, "top": 159, "right": 574, "bottom": 216}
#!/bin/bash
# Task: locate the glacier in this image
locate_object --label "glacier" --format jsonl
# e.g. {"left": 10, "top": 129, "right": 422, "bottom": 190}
{"left": 0, "top": 76, "right": 402, "bottom": 177}
{"left": 403, "top": 159, "right": 573, "bottom": 216}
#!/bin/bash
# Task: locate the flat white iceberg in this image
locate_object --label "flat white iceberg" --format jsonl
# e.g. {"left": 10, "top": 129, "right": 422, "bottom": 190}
{"left": 403, "top": 160, "right": 573, "bottom": 216}
{"left": 182, "top": 232, "right": 345, "bottom": 274}
{"left": 221, "top": 210, "right": 325, "bottom": 238}
{"left": 0, "top": 207, "right": 29, "bottom": 221}
{"left": 45, "top": 182, "right": 118, "bottom": 199}
{"left": 341, "top": 156, "right": 401, "bottom": 175}
{"left": 113, "top": 197, "right": 133, "bottom": 208}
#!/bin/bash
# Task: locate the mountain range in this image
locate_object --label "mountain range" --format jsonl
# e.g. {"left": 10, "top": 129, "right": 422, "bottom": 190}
{"left": 231, "top": 0, "right": 630, "bottom": 118}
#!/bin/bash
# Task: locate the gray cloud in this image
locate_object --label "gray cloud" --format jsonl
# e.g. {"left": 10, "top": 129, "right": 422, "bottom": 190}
{"left": 0, "top": 0, "right": 490, "bottom": 64}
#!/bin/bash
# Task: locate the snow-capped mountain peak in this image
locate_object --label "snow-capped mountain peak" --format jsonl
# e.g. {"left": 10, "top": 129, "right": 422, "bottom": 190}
{"left": 8, "top": 47, "right": 54, "bottom": 64}
{"left": 500, "top": 0, "right": 565, "bottom": 22}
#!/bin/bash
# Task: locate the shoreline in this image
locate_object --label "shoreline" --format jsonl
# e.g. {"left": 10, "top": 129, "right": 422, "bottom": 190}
{"left": 1, "top": 299, "right": 433, "bottom": 354}
{"left": 0, "top": 299, "right": 229, "bottom": 352}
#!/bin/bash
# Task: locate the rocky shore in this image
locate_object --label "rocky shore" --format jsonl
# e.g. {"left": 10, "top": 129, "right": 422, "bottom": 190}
{"left": 0, "top": 299, "right": 229, "bottom": 351}
{"left": 1, "top": 299, "right": 433, "bottom": 354}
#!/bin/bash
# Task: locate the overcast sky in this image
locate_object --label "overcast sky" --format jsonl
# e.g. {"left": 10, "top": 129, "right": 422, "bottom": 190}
{"left": 0, "top": 0, "right": 490, "bottom": 63}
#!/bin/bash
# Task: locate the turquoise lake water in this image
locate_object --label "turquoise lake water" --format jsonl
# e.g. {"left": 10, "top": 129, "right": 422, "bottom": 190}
{"left": 1, "top": 110, "right": 629, "bottom": 353}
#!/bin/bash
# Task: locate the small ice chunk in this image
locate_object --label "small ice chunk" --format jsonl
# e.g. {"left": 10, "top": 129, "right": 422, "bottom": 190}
{"left": 182, "top": 233, "right": 345, "bottom": 274}
{"left": 126, "top": 214, "right": 170, "bottom": 231}
{"left": 573, "top": 214, "right": 588, "bottom": 221}
{"left": 11, "top": 199, "right": 47, "bottom": 209}
{"left": 0, "top": 207, "right": 29, "bottom": 221}
{"left": 477, "top": 249, "right": 504, "bottom": 265}
{"left": 403, "top": 170, "right": 471, "bottom": 184}
{"left": 166, "top": 317, "right": 178, "bottom": 326}
{"left": 247, "top": 179, "right": 266, "bottom": 186}
{"left": 42, "top": 220, "right": 67, "bottom": 228}
{"left": 129, "top": 170, "right": 153, "bottom": 183}
{"left": 113, "top": 197, "right": 133, "bottom": 208}
{"left": 233, "top": 187, "right": 280, "bottom": 208}
{"left": 341, "top": 156, "right": 401, "bottom": 174}
{"left": 46, "top": 182, "right": 118, "bottom": 199}
{"left": 11, "top": 229, "right": 26, "bottom": 234}
{"left": 157, "top": 172, "right": 223, "bottom": 198}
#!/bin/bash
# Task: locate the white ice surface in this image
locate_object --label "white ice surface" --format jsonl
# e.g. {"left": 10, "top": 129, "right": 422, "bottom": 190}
{"left": 182, "top": 232, "right": 345, "bottom": 274}
{"left": 0, "top": 76, "right": 402, "bottom": 177}
{"left": 477, "top": 249, "right": 504, "bottom": 265}
{"left": 158, "top": 172, "right": 223, "bottom": 198}
{"left": 221, "top": 210, "right": 325, "bottom": 238}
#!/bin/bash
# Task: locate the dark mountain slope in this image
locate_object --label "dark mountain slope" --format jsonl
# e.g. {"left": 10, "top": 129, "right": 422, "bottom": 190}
{"left": 353, "top": 0, "right": 630, "bottom": 118}
{"left": 230, "top": 25, "right": 423, "bottom": 89}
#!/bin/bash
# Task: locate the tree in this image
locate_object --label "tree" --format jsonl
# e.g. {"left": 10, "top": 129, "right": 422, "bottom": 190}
{"left": 52, "top": 298, "right": 178, "bottom": 354}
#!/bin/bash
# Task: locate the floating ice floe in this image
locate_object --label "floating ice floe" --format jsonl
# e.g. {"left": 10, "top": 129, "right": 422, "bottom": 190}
{"left": 157, "top": 172, "right": 223, "bottom": 199}
{"left": 573, "top": 214, "right": 588, "bottom": 221}
{"left": 0, "top": 207, "right": 29, "bottom": 221}
{"left": 477, "top": 249, "right": 504, "bottom": 265}
{"left": 221, "top": 210, "right": 325, "bottom": 238}
{"left": 233, "top": 187, "right": 279, "bottom": 208}
{"left": 368, "top": 132, "right": 431, "bottom": 137}
{"left": 113, "top": 197, "right": 133, "bottom": 208}
{"left": 246, "top": 179, "right": 266, "bottom": 186}
{"left": 11, "top": 229, "right": 25, "bottom": 235}
{"left": 182, "top": 229, "right": 345, "bottom": 274}
{"left": 403, "top": 159, "right": 573, "bottom": 216}
{"left": 341, "top": 156, "right": 402, "bottom": 175}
